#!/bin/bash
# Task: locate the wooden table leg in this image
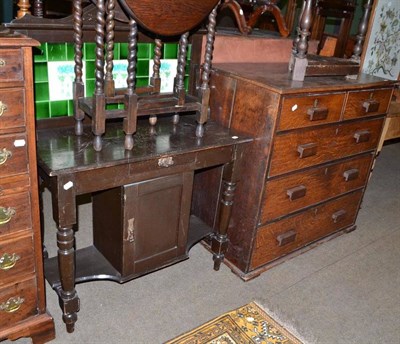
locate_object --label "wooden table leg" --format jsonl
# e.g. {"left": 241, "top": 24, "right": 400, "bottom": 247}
{"left": 50, "top": 175, "right": 80, "bottom": 333}
{"left": 212, "top": 144, "right": 243, "bottom": 270}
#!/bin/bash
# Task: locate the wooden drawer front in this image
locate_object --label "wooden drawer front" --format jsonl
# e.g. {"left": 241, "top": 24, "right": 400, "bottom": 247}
{"left": 251, "top": 190, "right": 362, "bottom": 270}
{"left": 0, "top": 49, "right": 23, "bottom": 83}
{"left": 0, "top": 89, "right": 25, "bottom": 130}
{"left": 279, "top": 93, "right": 345, "bottom": 130}
{"left": 261, "top": 154, "right": 373, "bottom": 223}
{"left": 0, "top": 277, "right": 38, "bottom": 329}
{"left": 0, "top": 234, "right": 35, "bottom": 286}
{"left": 344, "top": 89, "right": 392, "bottom": 119}
{"left": 0, "top": 133, "right": 28, "bottom": 178}
{"left": 0, "top": 191, "right": 32, "bottom": 236}
{"left": 269, "top": 118, "right": 383, "bottom": 177}
{"left": 0, "top": 174, "right": 30, "bottom": 196}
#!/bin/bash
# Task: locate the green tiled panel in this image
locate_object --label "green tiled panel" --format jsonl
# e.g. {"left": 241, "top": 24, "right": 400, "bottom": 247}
{"left": 85, "top": 79, "right": 95, "bottom": 96}
{"left": 34, "top": 62, "right": 48, "bottom": 82}
{"left": 47, "top": 43, "right": 68, "bottom": 61}
{"left": 85, "top": 61, "right": 96, "bottom": 79}
{"left": 67, "top": 100, "right": 74, "bottom": 116}
{"left": 136, "top": 78, "right": 149, "bottom": 88}
{"left": 35, "top": 102, "right": 50, "bottom": 119}
{"left": 35, "top": 82, "right": 49, "bottom": 102}
{"left": 50, "top": 100, "right": 68, "bottom": 117}
{"left": 137, "top": 43, "right": 152, "bottom": 59}
{"left": 84, "top": 43, "right": 96, "bottom": 61}
{"left": 163, "top": 44, "right": 178, "bottom": 59}
{"left": 33, "top": 44, "right": 47, "bottom": 62}
{"left": 66, "top": 44, "right": 75, "bottom": 60}
{"left": 136, "top": 59, "right": 149, "bottom": 77}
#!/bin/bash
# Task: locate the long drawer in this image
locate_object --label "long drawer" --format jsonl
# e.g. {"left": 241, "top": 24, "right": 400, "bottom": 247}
{"left": 0, "top": 133, "right": 29, "bottom": 178}
{"left": 0, "top": 88, "right": 25, "bottom": 131}
{"left": 0, "top": 277, "right": 38, "bottom": 330}
{"left": 251, "top": 190, "right": 363, "bottom": 270}
{"left": 0, "top": 233, "right": 35, "bottom": 287}
{"left": 260, "top": 153, "right": 373, "bottom": 223}
{"left": 0, "top": 191, "right": 32, "bottom": 236}
{"left": 269, "top": 118, "right": 384, "bottom": 177}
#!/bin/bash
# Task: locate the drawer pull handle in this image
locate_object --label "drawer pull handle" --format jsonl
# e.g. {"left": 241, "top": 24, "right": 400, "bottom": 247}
{"left": 0, "top": 148, "right": 12, "bottom": 165}
{"left": 286, "top": 185, "right": 307, "bottom": 200}
{"left": 0, "top": 101, "right": 7, "bottom": 116}
{"left": 0, "top": 296, "right": 24, "bottom": 313}
{"left": 276, "top": 229, "right": 297, "bottom": 247}
{"left": 0, "top": 59, "right": 5, "bottom": 67}
{"left": 0, "top": 253, "right": 20, "bottom": 270}
{"left": 353, "top": 130, "right": 370, "bottom": 143}
{"left": 343, "top": 168, "right": 359, "bottom": 181}
{"left": 332, "top": 209, "right": 346, "bottom": 223}
{"left": 297, "top": 143, "right": 317, "bottom": 158}
{"left": 307, "top": 100, "right": 329, "bottom": 121}
{"left": 0, "top": 207, "right": 16, "bottom": 225}
{"left": 362, "top": 99, "right": 380, "bottom": 113}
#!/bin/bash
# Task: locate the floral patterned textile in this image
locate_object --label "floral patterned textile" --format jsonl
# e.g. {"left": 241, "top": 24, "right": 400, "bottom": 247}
{"left": 165, "top": 302, "right": 303, "bottom": 344}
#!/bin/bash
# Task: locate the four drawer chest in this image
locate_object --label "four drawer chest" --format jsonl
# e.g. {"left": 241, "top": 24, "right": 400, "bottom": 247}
{"left": 193, "top": 62, "right": 395, "bottom": 280}
{"left": 0, "top": 33, "right": 55, "bottom": 342}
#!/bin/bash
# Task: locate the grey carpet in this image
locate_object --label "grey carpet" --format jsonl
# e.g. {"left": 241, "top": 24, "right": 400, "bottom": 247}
{"left": 8, "top": 142, "right": 400, "bottom": 344}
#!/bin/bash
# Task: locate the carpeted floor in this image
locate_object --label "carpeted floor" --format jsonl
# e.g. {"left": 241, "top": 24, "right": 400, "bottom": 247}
{"left": 7, "top": 142, "right": 400, "bottom": 344}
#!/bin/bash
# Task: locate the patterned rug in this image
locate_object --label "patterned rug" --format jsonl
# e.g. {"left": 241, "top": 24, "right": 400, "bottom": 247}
{"left": 165, "top": 302, "right": 304, "bottom": 344}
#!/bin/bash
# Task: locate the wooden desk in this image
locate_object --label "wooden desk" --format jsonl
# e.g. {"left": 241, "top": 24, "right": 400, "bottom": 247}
{"left": 36, "top": 115, "right": 250, "bottom": 332}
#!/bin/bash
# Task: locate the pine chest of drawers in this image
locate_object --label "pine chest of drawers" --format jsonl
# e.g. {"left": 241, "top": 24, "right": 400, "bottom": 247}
{"left": 192, "top": 63, "right": 394, "bottom": 280}
{"left": 0, "top": 33, "right": 55, "bottom": 342}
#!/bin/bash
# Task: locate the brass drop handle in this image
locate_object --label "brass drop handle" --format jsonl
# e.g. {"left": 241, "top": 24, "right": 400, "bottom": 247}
{"left": 362, "top": 93, "right": 380, "bottom": 113}
{"left": 307, "top": 99, "right": 329, "bottom": 121}
{"left": 0, "top": 207, "right": 16, "bottom": 225}
{"left": 0, "top": 101, "right": 7, "bottom": 116}
{"left": 0, "top": 148, "right": 12, "bottom": 165}
{"left": 0, "top": 296, "right": 24, "bottom": 313}
{"left": 297, "top": 143, "right": 317, "bottom": 158}
{"left": 0, "top": 59, "right": 5, "bottom": 67}
{"left": 0, "top": 253, "right": 20, "bottom": 270}
{"left": 353, "top": 130, "right": 371, "bottom": 143}
{"left": 276, "top": 229, "right": 297, "bottom": 247}
{"left": 332, "top": 209, "right": 346, "bottom": 223}
{"left": 343, "top": 168, "right": 359, "bottom": 182}
{"left": 286, "top": 185, "right": 307, "bottom": 201}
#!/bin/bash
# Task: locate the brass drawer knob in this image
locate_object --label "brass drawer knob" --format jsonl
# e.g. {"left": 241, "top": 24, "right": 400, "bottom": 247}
{"left": 0, "top": 253, "right": 20, "bottom": 270}
{"left": 0, "top": 207, "right": 16, "bottom": 225}
{"left": 0, "top": 148, "right": 12, "bottom": 165}
{"left": 0, "top": 296, "right": 24, "bottom": 313}
{"left": 0, "top": 101, "right": 7, "bottom": 116}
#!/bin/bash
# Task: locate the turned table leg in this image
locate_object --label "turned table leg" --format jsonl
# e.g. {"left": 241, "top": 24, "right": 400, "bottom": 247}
{"left": 51, "top": 176, "right": 80, "bottom": 332}
{"left": 212, "top": 144, "right": 243, "bottom": 270}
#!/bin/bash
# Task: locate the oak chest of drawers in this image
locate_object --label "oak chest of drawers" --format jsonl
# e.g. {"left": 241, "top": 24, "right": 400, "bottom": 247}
{"left": 0, "top": 33, "right": 55, "bottom": 342}
{"left": 192, "top": 63, "right": 394, "bottom": 280}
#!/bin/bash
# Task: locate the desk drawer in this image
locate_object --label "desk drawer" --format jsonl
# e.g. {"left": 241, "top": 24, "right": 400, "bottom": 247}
{"left": 261, "top": 153, "right": 373, "bottom": 223}
{"left": 251, "top": 190, "right": 362, "bottom": 270}
{"left": 344, "top": 89, "right": 392, "bottom": 119}
{"left": 0, "top": 133, "right": 28, "bottom": 178}
{"left": 269, "top": 118, "right": 383, "bottom": 177}
{"left": 0, "top": 191, "right": 32, "bottom": 236}
{"left": 0, "top": 277, "right": 38, "bottom": 330}
{"left": 0, "top": 88, "right": 25, "bottom": 130}
{"left": 0, "top": 49, "right": 23, "bottom": 83}
{"left": 279, "top": 93, "right": 345, "bottom": 131}
{"left": 0, "top": 233, "right": 35, "bottom": 286}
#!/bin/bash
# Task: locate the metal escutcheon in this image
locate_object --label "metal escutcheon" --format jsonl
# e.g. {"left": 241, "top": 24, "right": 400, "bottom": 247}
{"left": 0, "top": 207, "right": 16, "bottom": 225}
{"left": 0, "top": 148, "right": 12, "bottom": 165}
{"left": 0, "top": 253, "right": 20, "bottom": 270}
{"left": 0, "top": 296, "right": 24, "bottom": 313}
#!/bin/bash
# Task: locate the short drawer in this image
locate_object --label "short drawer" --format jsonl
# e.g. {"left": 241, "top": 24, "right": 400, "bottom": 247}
{"left": 279, "top": 92, "right": 345, "bottom": 130}
{"left": 269, "top": 118, "right": 384, "bottom": 177}
{"left": 0, "top": 233, "right": 35, "bottom": 287}
{"left": 0, "top": 133, "right": 29, "bottom": 178}
{"left": 0, "top": 277, "right": 38, "bottom": 330}
{"left": 0, "top": 191, "right": 32, "bottom": 236}
{"left": 344, "top": 88, "right": 392, "bottom": 119}
{"left": 0, "top": 49, "right": 23, "bottom": 83}
{"left": 0, "top": 88, "right": 25, "bottom": 130}
{"left": 251, "top": 190, "right": 363, "bottom": 270}
{"left": 261, "top": 153, "right": 373, "bottom": 223}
